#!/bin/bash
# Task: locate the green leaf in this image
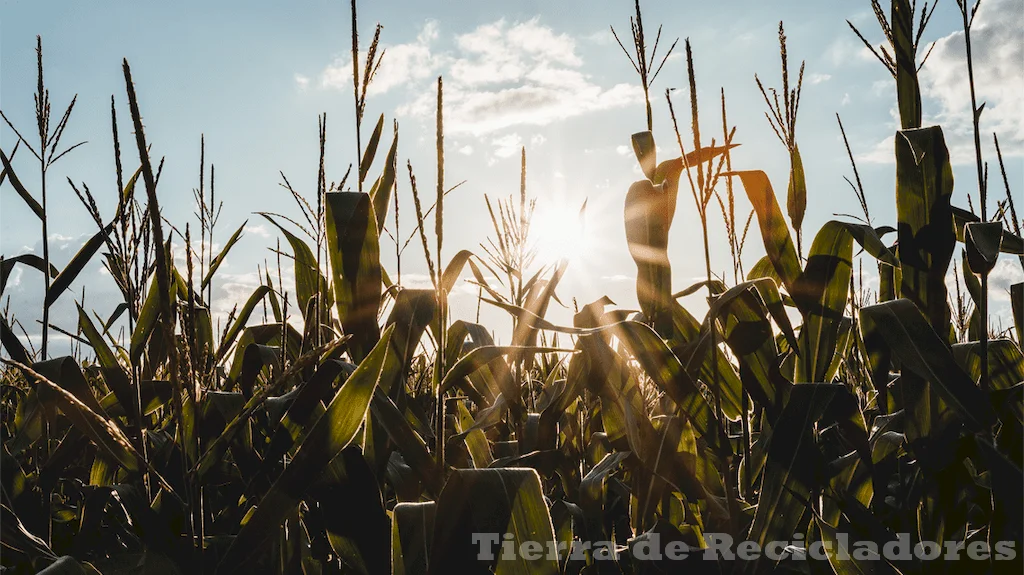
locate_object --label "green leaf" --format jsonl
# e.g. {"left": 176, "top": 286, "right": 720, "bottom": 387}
{"left": 1, "top": 254, "right": 58, "bottom": 296}
{"left": 226, "top": 323, "right": 301, "bottom": 383}
{"left": 510, "top": 261, "right": 568, "bottom": 368}
{"left": 369, "top": 122, "right": 399, "bottom": 234}
{"left": 730, "top": 170, "right": 801, "bottom": 294}
{"left": 440, "top": 249, "right": 476, "bottom": 295}
{"left": 951, "top": 339, "right": 1024, "bottom": 392}
{"left": 370, "top": 388, "right": 443, "bottom": 495}
{"left": 216, "top": 325, "right": 395, "bottom": 573}
{"left": 313, "top": 446, "right": 391, "bottom": 575}
{"left": 895, "top": 126, "right": 955, "bottom": 337}
{"left": 745, "top": 254, "right": 784, "bottom": 286}
{"left": 360, "top": 114, "right": 385, "bottom": 184}
{"left": 260, "top": 214, "right": 330, "bottom": 321}
{"left": 953, "top": 206, "right": 1024, "bottom": 254}
{"left": 860, "top": 299, "right": 995, "bottom": 432}
{"left": 263, "top": 359, "right": 350, "bottom": 465}
{"left": 234, "top": 343, "right": 281, "bottom": 398}
{"left": 579, "top": 451, "right": 630, "bottom": 542}
{"left": 202, "top": 219, "right": 247, "bottom": 288}
{"left": 786, "top": 144, "right": 806, "bottom": 236}
{"left": 792, "top": 220, "right": 854, "bottom": 382}
{"left": 46, "top": 225, "right": 114, "bottom": 308}
{"left": 671, "top": 279, "right": 726, "bottom": 299}
{"left": 428, "top": 468, "right": 559, "bottom": 575}
{"left": 965, "top": 221, "right": 1003, "bottom": 275}
{"left": 1012, "top": 282, "right": 1023, "bottom": 345}
{"left": 1, "top": 315, "right": 32, "bottom": 366}
{"left": 838, "top": 222, "right": 899, "bottom": 267}
{"left": 325, "top": 192, "right": 382, "bottom": 362}
{"left": 99, "top": 379, "right": 171, "bottom": 418}
{"left": 625, "top": 178, "right": 675, "bottom": 334}
{"left": 744, "top": 384, "right": 860, "bottom": 574}
{"left": 214, "top": 285, "right": 271, "bottom": 362}
{"left": 456, "top": 401, "right": 492, "bottom": 468}
{"left": 631, "top": 131, "right": 657, "bottom": 181}
{"left": 439, "top": 345, "right": 569, "bottom": 395}
{"left": 975, "top": 436, "right": 1024, "bottom": 531}
{"left": 892, "top": 0, "right": 922, "bottom": 129}
{"left": 666, "top": 301, "right": 743, "bottom": 420}
{"left": 652, "top": 144, "right": 741, "bottom": 185}
{"left": 0, "top": 147, "right": 43, "bottom": 220}
{"left": 705, "top": 286, "right": 791, "bottom": 420}
{"left": 129, "top": 272, "right": 178, "bottom": 365}
{"left": 382, "top": 288, "right": 436, "bottom": 393}
{"left": 77, "top": 304, "right": 135, "bottom": 425}
{"left": 611, "top": 320, "right": 727, "bottom": 452}
{"left": 23, "top": 359, "right": 141, "bottom": 473}
{"left": 392, "top": 502, "right": 435, "bottom": 575}
{"left": 815, "top": 517, "right": 900, "bottom": 574}
{"left": 265, "top": 270, "right": 283, "bottom": 322}
{"left": 191, "top": 305, "right": 214, "bottom": 364}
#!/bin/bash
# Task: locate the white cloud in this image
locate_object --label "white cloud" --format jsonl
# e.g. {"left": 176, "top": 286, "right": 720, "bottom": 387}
{"left": 826, "top": 36, "right": 874, "bottom": 68}
{"left": 841, "top": 93, "right": 851, "bottom": 106}
{"left": 244, "top": 223, "right": 272, "bottom": 238}
{"left": 615, "top": 145, "right": 631, "bottom": 156}
{"left": 395, "top": 18, "right": 643, "bottom": 136}
{"left": 582, "top": 30, "right": 614, "bottom": 46}
{"left": 530, "top": 134, "right": 546, "bottom": 146}
{"left": 870, "top": 79, "right": 893, "bottom": 97}
{"left": 989, "top": 257, "right": 1024, "bottom": 303}
{"left": 491, "top": 133, "right": 523, "bottom": 158}
{"left": 294, "top": 74, "right": 310, "bottom": 90}
{"left": 315, "top": 19, "right": 643, "bottom": 136}
{"left": 320, "top": 20, "right": 443, "bottom": 96}
{"left": 858, "top": 0, "right": 1023, "bottom": 166}
{"left": 458, "top": 145, "right": 474, "bottom": 155}
{"left": 918, "top": 0, "right": 1024, "bottom": 162}
{"left": 856, "top": 134, "right": 895, "bottom": 164}
{"left": 807, "top": 73, "right": 832, "bottom": 85}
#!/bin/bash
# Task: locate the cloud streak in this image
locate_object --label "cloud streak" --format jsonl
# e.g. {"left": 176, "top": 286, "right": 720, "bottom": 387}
{"left": 315, "top": 18, "right": 643, "bottom": 137}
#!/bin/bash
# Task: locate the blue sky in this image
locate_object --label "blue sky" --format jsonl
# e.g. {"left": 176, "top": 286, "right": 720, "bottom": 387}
{"left": 2, "top": 0, "right": 1022, "bottom": 351}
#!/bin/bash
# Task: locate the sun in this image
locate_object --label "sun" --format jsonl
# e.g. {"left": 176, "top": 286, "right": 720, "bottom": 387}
{"left": 529, "top": 196, "right": 593, "bottom": 268}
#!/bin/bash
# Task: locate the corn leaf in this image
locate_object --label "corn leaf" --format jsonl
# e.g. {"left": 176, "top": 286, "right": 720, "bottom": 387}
{"left": 202, "top": 219, "right": 247, "bottom": 288}
{"left": 730, "top": 170, "right": 801, "bottom": 294}
{"left": 217, "top": 325, "right": 395, "bottom": 573}
{"left": 786, "top": 144, "right": 806, "bottom": 236}
{"left": 368, "top": 123, "right": 399, "bottom": 234}
{"left": 325, "top": 191, "right": 382, "bottom": 362}
{"left": 0, "top": 148, "right": 43, "bottom": 220}
{"left": 428, "top": 468, "right": 559, "bottom": 575}
{"left": 1, "top": 254, "right": 58, "bottom": 296}
{"left": 45, "top": 223, "right": 114, "bottom": 308}
{"left": 214, "top": 285, "right": 271, "bottom": 362}
{"left": 77, "top": 304, "right": 135, "bottom": 424}
{"left": 392, "top": 502, "right": 436, "bottom": 575}
{"left": 895, "top": 126, "right": 955, "bottom": 337}
{"left": 260, "top": 213, "right": 330, "bottom": 321}
{"left": 860, "top": 299, "right": 995, "bottom": 432}
{"left": 964, "top": 221, "right": 1003, "bottom": 276}
{"left": 359, "top": 114, "right": 385, "bottom": 184}
{"left": 952, "top": 206, "right": 1024, "bottom": 254}
{"left": 792, "top": 220, "right": 854, "bottom": 382}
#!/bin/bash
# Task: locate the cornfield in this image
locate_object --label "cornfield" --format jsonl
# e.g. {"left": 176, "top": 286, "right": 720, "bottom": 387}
{"left": 1, "top": 0, "right": 1022, "bottom": 574}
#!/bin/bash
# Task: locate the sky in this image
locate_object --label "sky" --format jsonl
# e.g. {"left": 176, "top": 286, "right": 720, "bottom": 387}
{"left": 2, "top": 0, "right": 1022, "bottom": 354}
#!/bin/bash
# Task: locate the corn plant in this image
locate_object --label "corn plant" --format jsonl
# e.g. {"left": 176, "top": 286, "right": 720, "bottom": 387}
{"left": 1, "top": 1, "right": 1022, "bottom": 574}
